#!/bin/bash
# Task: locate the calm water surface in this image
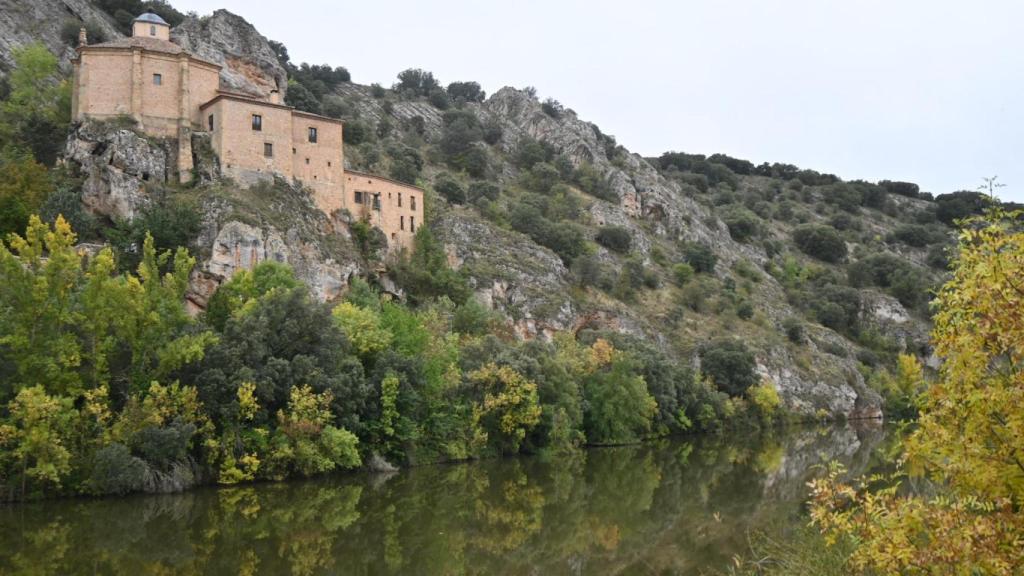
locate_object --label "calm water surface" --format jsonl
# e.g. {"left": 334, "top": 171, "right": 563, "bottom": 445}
{"left": 0, "top": 423, "right": 899, "bottom": 575}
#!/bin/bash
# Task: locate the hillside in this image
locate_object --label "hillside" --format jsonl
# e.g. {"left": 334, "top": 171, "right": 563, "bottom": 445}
{"left": 0, "top": 1, "right": 991, "bottom": 427}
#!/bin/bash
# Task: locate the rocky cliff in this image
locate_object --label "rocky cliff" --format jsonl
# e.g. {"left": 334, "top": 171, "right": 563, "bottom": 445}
{"left": 2, "top": 4, "right": 949, "bottom": 420}
{"left": 0, "top": 0, "right": 120, "bottom": 76}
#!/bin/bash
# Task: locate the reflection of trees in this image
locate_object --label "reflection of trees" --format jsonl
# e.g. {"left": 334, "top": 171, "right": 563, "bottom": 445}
{"left": 0, "top": 424, "right": 897, "bottom": 576}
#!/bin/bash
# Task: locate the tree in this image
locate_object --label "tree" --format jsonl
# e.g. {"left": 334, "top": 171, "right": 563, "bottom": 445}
{"left": 284, "top": 80, "right": 321, "bottom": 114}
{"left": 792, "top": 224, "right": 847, "bottom": 263}
{"left": 721, "top": 206, "right": 760, "bottom": 242}
{"left": 469, "top": 364, "right": 541, "bottom": 454}
{"left": 332, "top": 302, "right": 392, "bottom": 359}
{"left": 4, "top": 386, "right": 73, "bottom": 494}
{"left": 395, "top": 68, "right": 439, "bottom": 97}
{"left": 935, "top": 190, "right": 991, "bottom": 226}
{"left": 205, "top": 261, "right": 300, "bottom": 331}
{"left": 810, "top": 209, "right": 1024, "bottom": 573}
{"left": 265, "top": 385, "right": 361, "bottom": 479}
{"left": 0, "top": 150, "right": 51, "bottom": 238}
{"left": 447, "top": 81, "right": 485, "bottom": 103}
{"left": 582, "top": 342, "right": 657, "bottom": 445}
{"left": 1, "top": 43, "right": 71, "bottom": 165}
{"left": 700, "top": 339, "right": 758, "bottom": 397}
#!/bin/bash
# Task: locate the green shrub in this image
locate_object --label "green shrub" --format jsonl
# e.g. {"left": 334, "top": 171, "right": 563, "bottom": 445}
{"left": 467, "top": 181, "right": 500, "bottom": 202}
{"left": 88, "top": 443, "right": 146, "bottom": 495}
{"left": 888, "top": 224, "right": 943, "bottom": 247}
{"left": 721, "top": 206, "right": 760, "bottom": 242}
{"left": 427, "top": 88, "right": 450, "bottom": 110}
{"left": 395, "top": 68, "right": 439, "bottom": 96}
{"left": 541, "top": 98, "right": 564, "bottom": 119}
{"left": 792, "top": 224, "right": 847, "bottom": 263}
{"left": 595, "top": 226, "right": 631, "bottom": 253}
{"left": 446, "top": 81, "right": 485, "bottom": 103}
{"left": 879, "top": 180, "right": 920, "bottom": 198}
{"left": 700, "top": 339, "right": 759, "bottom": 397}
{"left": 736, "top": 301, "right": 755, "bottom": 320}
{"left": 672, "top": 263, "right": 694, "bottom": 286}
{"left": 783, "top": 317, "right": 804, "bottom": 343}
{"left": 683, "top": 242, "right": 717, "bottom": 273}
{"left": 935, "top": 191, "right": 991, "bottom": 226}
{"left": 434, "top": 174, "right": 465, "bottom": 204}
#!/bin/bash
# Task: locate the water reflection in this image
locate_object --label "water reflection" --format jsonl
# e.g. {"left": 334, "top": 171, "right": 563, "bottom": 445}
{"left": 0, "top": 423, "right": 896, "bottom": 575}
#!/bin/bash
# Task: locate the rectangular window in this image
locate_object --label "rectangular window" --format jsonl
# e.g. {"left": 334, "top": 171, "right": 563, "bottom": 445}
{"left": 410, "top": 216, "right": 416, "bottom": 232}
{"left": 411, "top": 195, "right": 417, "bottom": 211}
{"left": 372, "top": 194, "right": 381, "bottom": 211}
{"left": 153, "top": 73, "right": 162, "bottom": 85}
{"left": 252, "top": 114, "right": 262, "bottom": 131}
{"left": 207, "top": 114, "right": 214, "bottom": 131}
{"left": 308, "top": 127, "right": 318, "bottom": 143}
{"left": 150, "top": 25, "right": 156, "bottom": 36}
{"left": 398, "top": 193, "right": 402, "bottom": 207}
{"left": 400, "top": 215, "right": 405, "bottom": 231}
{"left": 327, "top": 161, "right": 332, "bottom": 167}
{"left": 263, "top": 142, "right": 273, "bottom": 158}
{"left": 354, "top": 191, "right": 363, "bottom": 204}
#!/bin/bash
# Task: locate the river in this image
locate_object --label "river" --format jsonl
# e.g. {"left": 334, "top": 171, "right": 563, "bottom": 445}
{"left": 0, "top": 422, "right": 899, "bottom": 575}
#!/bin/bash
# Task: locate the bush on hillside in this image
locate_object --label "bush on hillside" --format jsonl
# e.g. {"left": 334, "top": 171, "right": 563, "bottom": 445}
{"left": 934, "top": 191, "right": 990, "bottom": 226}
{"left": 595, "top": 226, "right": 632, "bottom": 253}
{"left": 683, "top": 242, "right": 717, "bottom": 273}
{"left": 792, "top": 224, "right": 847, "bottom": 263}
{"left": 700, "top": 339, "right": 759, "bottom": 397}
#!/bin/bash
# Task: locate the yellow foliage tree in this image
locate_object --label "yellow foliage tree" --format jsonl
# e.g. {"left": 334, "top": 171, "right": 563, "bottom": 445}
{"left": 809, "top": 209, "right": 1024, "bottom": 574}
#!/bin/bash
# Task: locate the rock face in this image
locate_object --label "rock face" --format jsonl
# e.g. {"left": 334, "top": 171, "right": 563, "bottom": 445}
{"left": 433, "top": 209, "right": 576, "bottom": 339}
{"left": 0, "top": 0, "right": 121, "bottom": 76}
{"left": 65, "top": 120, "right": 173, "bottom": 220}
{"left": 192, "top": 216, "right": 355, "bottom": 309}
{"left": 171, "top": 10, "right": 287, "bottom": 100}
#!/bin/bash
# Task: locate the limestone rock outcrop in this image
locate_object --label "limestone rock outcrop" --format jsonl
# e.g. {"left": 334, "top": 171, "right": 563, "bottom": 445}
{"left": 64, "top": 120, "right": 172, "bottom": 221}
{"left": 171, "top": 9, "right": 287, "bottom": 100}
{"left": 0, "top": 0, "right": 121, "bottom": 76}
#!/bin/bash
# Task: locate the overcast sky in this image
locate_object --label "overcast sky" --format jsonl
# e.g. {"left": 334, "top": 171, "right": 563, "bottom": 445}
{"left": 172, "top": 0, "right": 1023, "bottom": 201}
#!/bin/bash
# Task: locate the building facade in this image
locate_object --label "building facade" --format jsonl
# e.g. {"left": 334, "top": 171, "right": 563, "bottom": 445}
{"left": 71, "top": 12, "right": 423, "bottom": 250}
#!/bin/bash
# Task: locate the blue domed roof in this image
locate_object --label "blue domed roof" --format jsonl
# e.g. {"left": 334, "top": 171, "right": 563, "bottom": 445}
{"left": 133, "top": 12, "right": 169, "bottom": 25}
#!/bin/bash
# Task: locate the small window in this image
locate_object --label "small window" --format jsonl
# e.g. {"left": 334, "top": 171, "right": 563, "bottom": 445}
{"left": 207, "top": 114, "right": 214, "bottom": 131}
{"left": 372, "top": 194, "right": 381, "bottom": 211}
{"left": 263, "top": 142, "right": 273, "bottom": 158}
{"left": 150, "top": 25, "right": 156, "bottom": 36}
{"left": 308, "top": 127, "right": 318, "bottom": 143}
{"left": 153, "top": 73, "right": 162, "bottom": 86}
{"left": 391, "top": 233, "right": 397, "bottom": 240}
{"left": 410, "top": 216, "right": 416, "bottom": 232}
{"left": 305, "top": 158, "right": 310, "bottom": 165}
{"left": 327, "top": 161, "right": 332, "bottom": 167}
{"left": 292, "top": 147, "right": 296, "bottom": 154}
{"left": 354, "top": 191, "right": 363, "bottom": 204}
{"left": 400, "top": 215, "right": 405, "bottom": 231}
{"left": 398, "top": 193, "right": 402, "bottom": 207}
{"left": 411, "top": 195, "right": 417, "bottom": 211}
{"left": 252, "top": 114, "right": 262, "bottom": 131}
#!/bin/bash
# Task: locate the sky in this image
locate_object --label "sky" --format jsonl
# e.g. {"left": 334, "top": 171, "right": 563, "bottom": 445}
{"left": 171, "top": 0, "right": 1024, "bottom": 201}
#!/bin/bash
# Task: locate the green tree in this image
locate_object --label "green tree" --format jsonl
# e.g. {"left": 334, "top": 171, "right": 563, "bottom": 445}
{"left": 792, "top": 224, "right": 847, "bottom": 263}
{"left": 1, "top": 43, "right": 71, "bottom": 165}
{"left": 0, "top": 151, "right": 51, "bottom": 238}
{"left": 700, "top": 339, "right": 758, "bottom": 397}
{"left": 205, "top": 261, "right": 300, "bottom": 331}
{"left": 469, "top": 364, "right": 542, "bottom": 454}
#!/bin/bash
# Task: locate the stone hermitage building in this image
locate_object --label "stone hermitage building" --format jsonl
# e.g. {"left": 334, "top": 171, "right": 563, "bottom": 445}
{"left": 70, "top": 12, "right": 423, "bottom": 249}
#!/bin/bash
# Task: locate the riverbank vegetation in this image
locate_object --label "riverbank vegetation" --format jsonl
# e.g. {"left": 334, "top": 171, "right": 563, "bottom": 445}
{"left": 0, "top": 215, "right": 788, "bottom": 500}
{"left": 732, "top": 208, "right": 1024, "bottom": 575}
